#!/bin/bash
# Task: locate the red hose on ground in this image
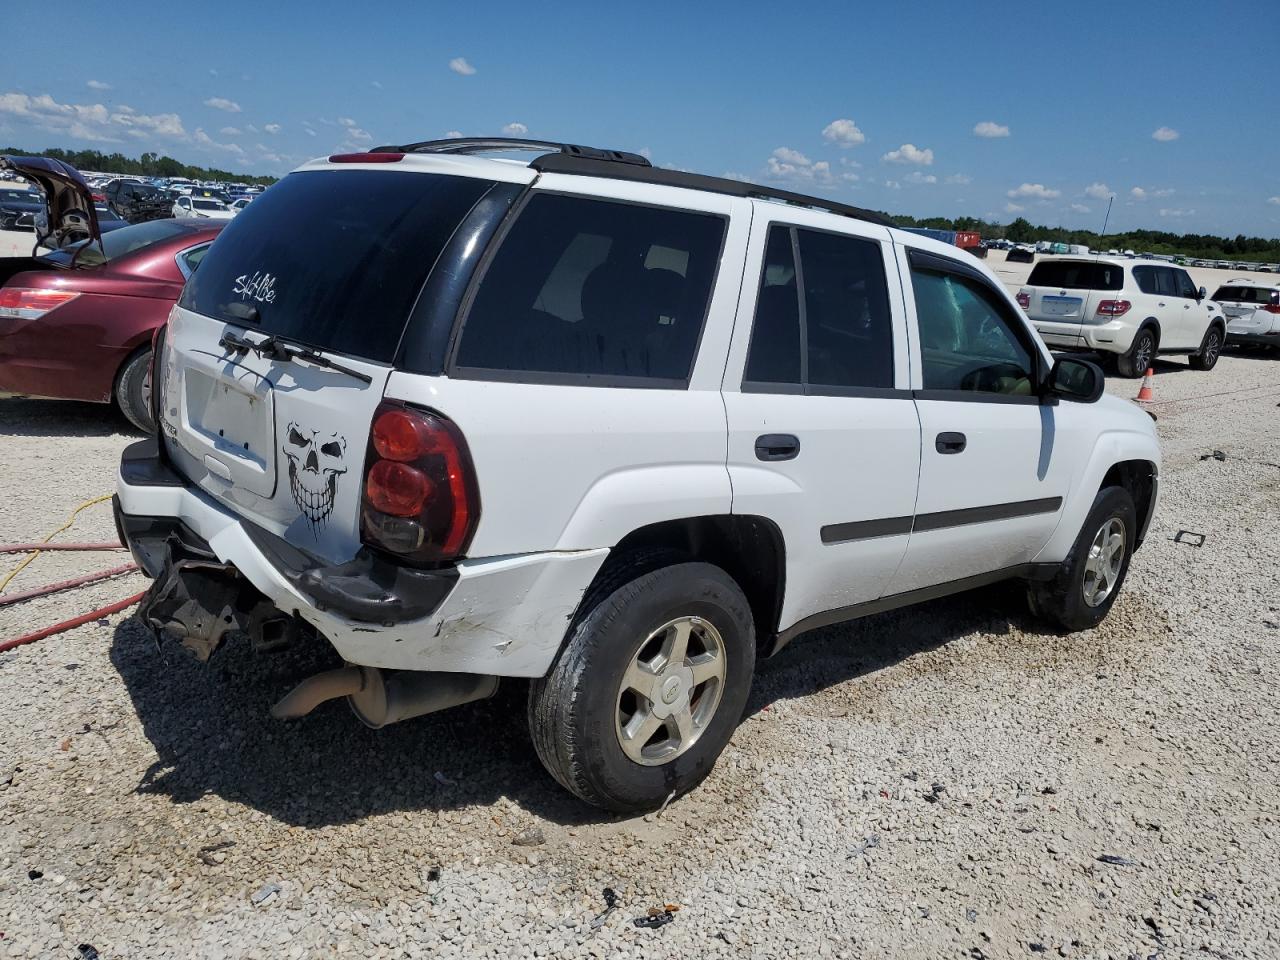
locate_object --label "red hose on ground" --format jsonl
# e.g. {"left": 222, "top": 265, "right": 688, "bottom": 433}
{"left": 0, "top": 563, "right": 139, "bottom": 608}
{"left": 0, "top": 591, "right": 147, "bottom": 654}
{"left": 0, "top": 542, "right": 125, "bottom": 554}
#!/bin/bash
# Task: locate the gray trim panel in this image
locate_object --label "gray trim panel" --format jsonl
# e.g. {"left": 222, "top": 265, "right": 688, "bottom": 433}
{"left": 821, "top": 495, "right": 1063, "bottom": 545}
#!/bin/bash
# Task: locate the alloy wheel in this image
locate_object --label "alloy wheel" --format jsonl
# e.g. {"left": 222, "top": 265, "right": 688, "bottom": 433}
{"left": 1082, "top": 517, "right": 1126, "bottom": 608}
{"left": 615, "top": 616, "right": 727, "bottom": 766}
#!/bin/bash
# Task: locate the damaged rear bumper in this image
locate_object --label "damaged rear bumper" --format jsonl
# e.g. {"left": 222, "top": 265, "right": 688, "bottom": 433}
{"left": 115, "top": 439, "right": 607, "bottom": 677}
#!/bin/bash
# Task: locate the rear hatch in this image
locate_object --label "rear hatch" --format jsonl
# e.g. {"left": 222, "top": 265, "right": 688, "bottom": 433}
{"left": 1212, "top": 284, "right": 1280, "bottom": 335}
{"left": 1019, "top": 259, "right": 1125, "bottom": 340}
{"left": 0, "top": 155, "right": 100, "bottom": 249}
{"left": 158, "top": 165, "right": 500, "bottom": 562}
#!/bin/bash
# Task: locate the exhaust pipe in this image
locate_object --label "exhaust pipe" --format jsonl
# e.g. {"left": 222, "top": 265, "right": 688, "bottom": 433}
{"left": 271, "top": 666, "right": 498, "bottom": 727}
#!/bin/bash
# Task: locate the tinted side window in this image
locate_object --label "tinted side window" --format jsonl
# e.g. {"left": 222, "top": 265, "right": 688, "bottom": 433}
{"left": 743, "top": 225, "right": 894, "bottom": 390}
{"left": 1155, "top": 268, "right": 1178, "bottom": 297}
{"left": 743, "top": 226, "right": 801, "bottom": 385}
{"left": 455, "top": 194, "right": 725, "bottom": 382}
{"left": 797, "top": 229, "right": 894, "bottom": 389}
{"left": 1173, "top": 269, "right": 1198, "bottom": 298}
{"left": 1133, "top": 266, "right": 1159, "bottom": 295}
{"left": 911, "top": 267, "right": 1035, "bottom": 396}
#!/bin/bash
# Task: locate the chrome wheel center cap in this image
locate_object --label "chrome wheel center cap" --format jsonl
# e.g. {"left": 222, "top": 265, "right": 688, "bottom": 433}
{"left": 649, "top": 665, "right": 694, "bottom": 719}
{"left": 661, "top": 675, "right": 682, "bottom": 704}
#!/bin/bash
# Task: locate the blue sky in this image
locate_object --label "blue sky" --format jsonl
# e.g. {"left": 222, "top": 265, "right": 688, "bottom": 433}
{"left": 2, "top": 0, "right": 1277, "bottom": 236}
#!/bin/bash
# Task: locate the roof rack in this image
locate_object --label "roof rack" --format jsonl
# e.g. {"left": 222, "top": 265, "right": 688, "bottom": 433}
{"left": 529, "top": 153, "right": 894, "bottom": 228}
{"left": 370, "top": 136, "right": 892, "bottom": 229}
{"left": 370, "top": 136, "right": 652, "bottom": 168}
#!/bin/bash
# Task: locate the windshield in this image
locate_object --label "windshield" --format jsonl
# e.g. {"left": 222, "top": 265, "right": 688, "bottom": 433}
{"left": 56, "top": 219, "right": 195, "bottom": 267}
{"left": 179, "top": 169, "right": 496, "bottom": 362}
{"left": 1211, "top": 285, "right": 1278, "bottom": 305}
{"left": 0, "top": 189, "right": 40, "bottom": 204}
{"left": 1027, "top": 260, "right": 1123, "bottom": 291}
{"left": 192, "top": 199, "right": 225, "bottom": 211}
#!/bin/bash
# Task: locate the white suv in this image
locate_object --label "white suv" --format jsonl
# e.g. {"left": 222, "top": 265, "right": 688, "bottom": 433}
{"left": 115, "top": 139, "right": 1160, "bottom": 812}
{"left": 1213, "top": 279, "right": 1280, "bottom": 350}
{"left": 1017, "top": 258, "right": 1226, "bottom": 377}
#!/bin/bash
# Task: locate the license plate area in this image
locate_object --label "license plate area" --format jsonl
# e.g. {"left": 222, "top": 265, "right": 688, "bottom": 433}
{"left": 181, "top": 365, "right": 277, "bottom": 498}
{"left": 1041, "top": 295, "right": 1083, "bottom": 317}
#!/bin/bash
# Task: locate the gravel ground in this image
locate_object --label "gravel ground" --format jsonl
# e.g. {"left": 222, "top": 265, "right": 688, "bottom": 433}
{"left": 1, "top": 352, "right": 1278, "bottom": 959}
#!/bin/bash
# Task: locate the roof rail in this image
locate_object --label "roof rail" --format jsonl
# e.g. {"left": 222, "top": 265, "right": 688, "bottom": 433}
{"left": 529, "top": 153, "right": 894, "bottom": 228}
{"left": 370, "top": 136, "right": 652, "bottom": 168}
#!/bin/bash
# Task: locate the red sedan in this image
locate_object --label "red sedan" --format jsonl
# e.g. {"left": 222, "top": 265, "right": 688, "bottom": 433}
{"left": 0, "top": 157, "right": 224, "bottom": 431}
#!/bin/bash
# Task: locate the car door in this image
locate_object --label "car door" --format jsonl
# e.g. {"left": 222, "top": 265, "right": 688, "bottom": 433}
{"left": 722, "top": 210, "right": 920, "bottom": 638}
{"left": 888, "top": 246, "right": 1073, "bottom": 594}
{"left": 1171, "top": 267, "right": 1210, "bottom": 348}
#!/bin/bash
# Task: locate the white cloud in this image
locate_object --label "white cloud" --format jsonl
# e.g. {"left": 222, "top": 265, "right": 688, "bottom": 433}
{"left": 86, "top": 80, "right": 111, "bottom": 91}
{"left": 765, "top": 146, "right": 835, "bottom": 185}
{"left": 905, "top": 171, "right": 937, "bottom": 184}
{"left": 304, "top": 126, "right": 317, "bottom": 137}
{"left": 1130, "top": 186, "right": 1146, "bottom": 199}
{"left": 882, "top": 143, "right": 933, "bottom": 165}
{"left": 884, "top": 180, "right": 901, "bottom": 190}
{"left": 945, "top": 173, "right": 971, "bottom": 185}
{"left": 1004, "top": 202, "right": 1025, "bottom": 213}
{"left": 445, "top": 130, "right": 462, "bottom": 139}
{"left": 1152, "top": 126, "right": 1180, "bottom": 142}
{"left": 264, "top": 123, "right": 282, "bottom": 135}
{"left": 337, "top": 116, "right": 373, "bottom": 147}
{"left": 1008, "top": 182, "right": 1060, "bottom": 200}
{"left": 203, "top": 97, "right": 241, "bottom": 113}
{"left": 502, "top": 121, "right": 528, "bottom": 136}
{"left": 822, "top": 118, "right": 866, "bottom": 147}
{"left": 448, "top": 57, "right": 477, "bottom": 76}
{"left": 1268, "top": 197, "right": 1280, "bottom": 206}
{"left": 193, "top": 128, "right": 244, "bottom": 155}
{"left": 0, "top": 91, "right": 185, "bottom": 143}
{"left": 1159, "top": 208, "right": 1194, "bottom": 217}
{"left": 371, "top": 81, "right": 383, "bottom": 89}
{"left": 220, "top": 126, "right": 241, "bottom": 136}
{"left": 1084, "top": 182, "right": 1112, "bottom": 199}
{"left": 638, "top": 147, "right": 652, "bottom": 160}
{"left": 973, "top": 121, "right": 1010, "bottom": 138}
{"left": 1070, "top": 203, "right": 1090, "bottom": 213}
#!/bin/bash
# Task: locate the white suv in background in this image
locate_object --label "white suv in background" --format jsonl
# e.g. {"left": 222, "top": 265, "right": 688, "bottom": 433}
{"left": 1018, "top": 258, "right": 1226, "bottom": 377}
{"left": 1213, "top": 279, "right": 1280, "bottom": 350}
{"left": 114, "top": 139, "right": 1160, "bottom": 812}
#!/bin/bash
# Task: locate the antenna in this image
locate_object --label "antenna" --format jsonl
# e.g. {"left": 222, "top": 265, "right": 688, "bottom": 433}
{"left": 1090, "top": 194, "right": 1115, "bottom": 274}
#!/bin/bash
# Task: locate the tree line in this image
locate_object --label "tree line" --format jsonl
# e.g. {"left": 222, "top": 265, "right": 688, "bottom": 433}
{"left": 2, "top": 146, "right": 277, "bottom": 186}
{"left": 889, "top": 213, "right": 1280, "bottom": 263}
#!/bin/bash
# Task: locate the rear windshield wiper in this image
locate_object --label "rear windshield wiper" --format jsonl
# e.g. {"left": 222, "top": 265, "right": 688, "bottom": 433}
{"left": 217, "top": 330, "right": 372, "bottom": 384}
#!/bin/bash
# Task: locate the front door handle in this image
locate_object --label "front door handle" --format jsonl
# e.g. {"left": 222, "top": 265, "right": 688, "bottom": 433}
{"left": 755, "top": 434, "right": 800, "bottom": 461}
{"left": 935, "top": 431, "right": 967, "bottom": 454}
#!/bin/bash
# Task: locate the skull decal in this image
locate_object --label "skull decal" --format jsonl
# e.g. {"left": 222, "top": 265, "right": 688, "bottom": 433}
{"left": 283, "top": 423, "right": 347, "bottom": 531}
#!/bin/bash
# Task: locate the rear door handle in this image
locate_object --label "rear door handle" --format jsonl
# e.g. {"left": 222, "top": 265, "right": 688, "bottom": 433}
{"left": 935, "top": 431, "right": 967, "bottom": 454}
{"left": 755, "top": 434, "right": 800, "bottom": 461}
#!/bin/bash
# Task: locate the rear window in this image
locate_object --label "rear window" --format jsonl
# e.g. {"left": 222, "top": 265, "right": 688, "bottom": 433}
{"left": 179, "top": 170, "right": 495, "bottom": 363}
{"left": 453, "top": 193, "right": 726, "bottom": 384}
{"left": 1212, "top": 285, "right": 1278, "bottom": 305}
{"left": 1026, "top": 260, "right": 1123, "bottom": 291}
{"left": 59, "top": 218, "right": 196, "bottom": 267}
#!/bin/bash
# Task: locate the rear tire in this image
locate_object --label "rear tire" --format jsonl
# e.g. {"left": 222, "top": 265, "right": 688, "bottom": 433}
{"left": 1028, "top": 486, "right": 1137, "bottom": 632}
{"left": 115, "top": 349, "right": 154, "bottom": 433}
{"left": 528, "top": 561, "right": 755, "bottom": 813}
{"left": 1116, "top": 327, "right": 1156, "bottom": 378}
{"left": 1188, "top": 325, "right": 1223, "bottom": 371}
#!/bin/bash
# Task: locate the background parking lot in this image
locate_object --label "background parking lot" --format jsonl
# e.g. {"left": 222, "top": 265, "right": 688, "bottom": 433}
{"left": 0, "top": 262, "right": 1277, "bottom": 956}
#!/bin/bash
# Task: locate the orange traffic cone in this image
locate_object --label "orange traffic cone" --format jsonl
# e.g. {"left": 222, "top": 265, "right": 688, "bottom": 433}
{"left": 1135, "top": 367, "right": 1155, "bottom": 403}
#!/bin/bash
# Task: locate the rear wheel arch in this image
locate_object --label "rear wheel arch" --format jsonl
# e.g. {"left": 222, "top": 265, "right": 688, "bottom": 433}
{"left": 572, "top": 515, "right": 786, "bottom": 647}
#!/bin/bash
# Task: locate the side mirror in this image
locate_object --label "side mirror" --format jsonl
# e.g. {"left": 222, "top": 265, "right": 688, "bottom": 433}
{"left": 1198, "top": 286, "right": 1207, "bottom": 301}
{"left": 1046, "top": 356, "right": 1104, "bottom": 403}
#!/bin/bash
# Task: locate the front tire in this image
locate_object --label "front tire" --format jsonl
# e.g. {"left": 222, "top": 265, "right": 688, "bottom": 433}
{"left": 115, "top": 349, "right": 154, "bottom": 433}
{"left": 528, "top": 561, "right": 755, "bottom": 813}
{"left": 1028, "top": 486, "right": 1137, "bottom": 632}
{"left": 1116, "top": 327, "right": 1156, "bottom": 378}
{"left": 1188, "top": 325, "right": 1223, "bottom": 371}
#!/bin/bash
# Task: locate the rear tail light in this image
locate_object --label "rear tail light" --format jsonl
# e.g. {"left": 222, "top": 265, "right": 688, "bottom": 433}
{"left": 328, "top": 152, "right": 405, "bottom": 163}
{"left": 1016, "top": 291, "right": 1030, "bottom": 310}
{"left": 1263, "top": 304, "right": 1280, "bottom": 315}
{"left": 1096, "top": 299, "right": 1131, "bottom": 316}
{"left": 361, "top": 402, "right": 479, "bottom": 564}
{"left": 0, "top": 287, "right": 81, "bottom": 320}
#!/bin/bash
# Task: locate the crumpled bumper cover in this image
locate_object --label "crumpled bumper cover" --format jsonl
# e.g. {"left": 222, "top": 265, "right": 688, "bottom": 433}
{"left": 115, "top": 439, "right": 608, "bottom": 677}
